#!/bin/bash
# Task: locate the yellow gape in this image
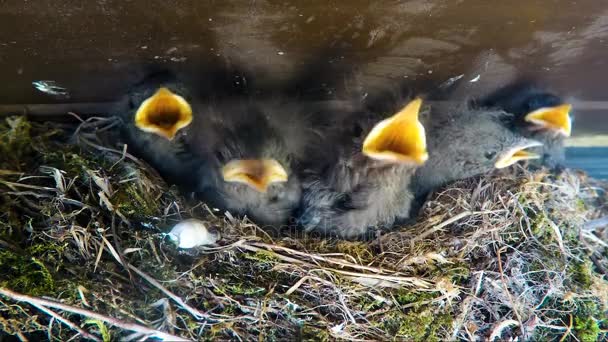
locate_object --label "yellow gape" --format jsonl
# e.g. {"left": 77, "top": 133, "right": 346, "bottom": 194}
{"left": 362, "top": 98, "right": 429, "bottom": 165}
{"left": 221, "top": 159, "right": 288, "bottom": 193}
{"left": 494, "top": 142, "right": 542, "bottom": 169}
{"left": 524, "top": 104, "right": 572, "bottom": 137}
{"left": 134, "top": 87, "right": 193, "bottom": 140}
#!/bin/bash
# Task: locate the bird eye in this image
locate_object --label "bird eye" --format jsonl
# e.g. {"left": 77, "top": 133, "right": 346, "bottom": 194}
{"left": 352, "top": 123, "right": 363, "bottom": 138}
{"left": 484, "top": 151, "right": 497, "bottom": 160}
{"left": 269, "top": 194, "right": 279, "bottom": 203}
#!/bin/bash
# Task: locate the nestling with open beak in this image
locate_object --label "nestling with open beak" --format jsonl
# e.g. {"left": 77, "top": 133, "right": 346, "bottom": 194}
{"left": 476, "top": 82, "right": 572, "bottom": 169}
{"left": 186, "top": 100, "right": 309, "bottom": 227}
{"left": 297, "top": 98, "right": 428, "bottom": 239}
{"left": 117, "top": 73, "right": 310, "bottom": 227}
{"left": 411, "top": 104, "right": 543, "bottom": 200}
{"left": 116, "top": 72, "right": 200, "bottom": 189}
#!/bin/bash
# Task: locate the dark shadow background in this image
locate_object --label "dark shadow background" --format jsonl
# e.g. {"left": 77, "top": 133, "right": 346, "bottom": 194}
{"left": 1, "top": 0, "right": 606, "bottom": 175}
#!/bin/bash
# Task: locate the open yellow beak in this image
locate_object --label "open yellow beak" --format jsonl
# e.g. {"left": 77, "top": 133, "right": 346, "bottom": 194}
{"left": 494, "top": 141, "right": 543, "bottom": 169}
{"left": 524, "top": 104, "right": 572, "bottom": 137}
{"left": 362, "top": 98, "right": 428, "bottom": 165}
{"left": 134, "top": 87, "right": 193, "bottom": 140}
{"left": 221, "top": 159, "right": 288, "bottom": 193}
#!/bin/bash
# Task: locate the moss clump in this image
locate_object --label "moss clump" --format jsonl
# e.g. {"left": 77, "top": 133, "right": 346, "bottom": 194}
{"left": 573, "top": 300, "right": 604, "bottom": 342}
{"left": 245, "top": 250, "right": 280, "bottom": 264}
{"left": 394, "top": 289, "right": 436, "bottom": 307}
{"left": 224, "top": 284, "right": 266, "bottom": 296}
{"left": 574, "top": 316, "right": 601, "bottom": 342}
{"left": 0, "top": 250, "right": 54, "bottom": 296}
{"left": 0, "top": 116, "right": 34, "bottom": 171}
{"left": 299, "top": 324, "right": 330, "bottom": 341}
{"left": 381, "top": 308, "right": 452, "bottom": 341}
{"left": 114, "top": 182, "right": 161, "bottom": 219}
{"left": 568, "top": 260, "right": 594, "bottom": 288}
{"left": 335, "top": 241, "right": 374, "bottom": 263}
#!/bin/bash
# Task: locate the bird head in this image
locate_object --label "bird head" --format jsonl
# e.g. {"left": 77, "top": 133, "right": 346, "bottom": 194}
{"left": 193, "top": 103, "right": 303, "bottom": 227}
{"left": 415, "top": 108, "right": 543, "bottom": 193}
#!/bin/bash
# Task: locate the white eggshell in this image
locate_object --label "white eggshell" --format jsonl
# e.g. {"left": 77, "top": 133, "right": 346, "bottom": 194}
{"left": 167, "top": 219, "right": 219, "bottom": 248}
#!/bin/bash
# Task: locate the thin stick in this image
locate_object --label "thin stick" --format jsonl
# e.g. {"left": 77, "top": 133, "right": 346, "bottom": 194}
{"left": 98, "top": 238, "right": 210, "bottom": 321}
{"left": 29, "top": 302, "right": 101, "bottom": 342}
{"left": 584, "top": 216, "right": 608, "bottom": 231}
{"left": 0, "top": 288, "right": 190, "bottom": 341}
{"left": 127, "top": 264, "right": 210, "bottom": 321}
{"left": 239, "top": 243, "right": 432, "bottom": 288}
{"left": 495, "top": 246, "right": 524, "bottom": 333}
{"left": 250, "top": 242, "right": 387, "bottom": 274}
{"left": 410, "top": 211, "right": 473, "bottom": 248}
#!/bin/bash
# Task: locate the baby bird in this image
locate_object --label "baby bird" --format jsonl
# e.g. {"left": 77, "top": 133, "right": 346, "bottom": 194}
{"left": 117, "top": 72, "right": 199, "bottom": 189}
{"left": 411, "top": 104, "right": 543, "bottom": 199}
{"left": 475, "top": 81, "right": 572, "bottom": 169}
{"left": 185, "top": 100, "right": 308, "bottom": 227}
{"left": 297, "top": 98, "right": 428, "bottom": 239}
{"left": 117, "top": 73, "right": 309, "bottom": 227}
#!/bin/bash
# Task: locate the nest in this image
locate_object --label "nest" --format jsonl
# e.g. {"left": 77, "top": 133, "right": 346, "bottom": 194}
{"left": 0, "top": 115, "right": 607, "bottom": 341}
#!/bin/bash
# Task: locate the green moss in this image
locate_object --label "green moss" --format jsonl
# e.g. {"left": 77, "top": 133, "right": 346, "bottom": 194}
{"left": 574, "top": 316, "right": 600, "bottom": 342}
{"left": 530, "top": 213, "right": 554, "bottom": 244}
{"left": 335, "top": 241, "right": 374, "bottom": 263}
{"left": 0, "top": 250, "right": 54, "bottom": 296}
{"left": 0, "top": 116, "right": 34, "bottom": 171}
{"left": 299, "top": 324, "right": 330, "bottom": 341}
{"left": 381, "top": 307, "right": 452, "bottom": 341}
{"left": 354, "top": 294, "right": 386, "bottom": 312}
{"left": 42, "top": 152, "right": 89, "bottom": 177}
{"left": 85, "top": 320, "right": 112, "bottom": 342}
{"left": 394, "top": 290, "right": 436, "bottom": 308}
{"left": 573, "top": 300, "right": 604, "bottom": 342}
{"left": 114, "top": 182, "right": 160, "bottom": 219}
{"left": 245, "top": 250, "right": 280, "bottom": 264}
{"left": 225, "top": 284, "right": 266, "bottom": 296}
{"left": 0, "top": 117, "right": 65, "bottom": 172}
{"left": 575, "top": 198, "right": 587, "bottom": 212}
{"left": 567, "top": 260, "right": 594, "bottom": 288}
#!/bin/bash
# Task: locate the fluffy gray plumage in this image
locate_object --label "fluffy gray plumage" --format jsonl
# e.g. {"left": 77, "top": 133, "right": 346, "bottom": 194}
{"left": 185, "top": 100, "right": 308, "bottom": 227}
{"left": 117, "top": 76, "right": 312, "bottom": 227}
{"left": 412, "top": 104, "right": 541, "bottom": 198}
{"left": 476, "top": 82, "right": 569, "bottom": 169}
{"left": 296, "top": 104, "right": 420, "bottom": 239}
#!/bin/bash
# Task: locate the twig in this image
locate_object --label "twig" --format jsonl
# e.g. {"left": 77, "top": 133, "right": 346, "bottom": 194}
{"left": 589, "top": 254, "right": 608, "bottom": 277}
{"left": 489, "top": 319, "right": 520, "bottom": 341}
{"left": 558, "top": 315, "right": 574, "bottom": 342}
{"left": 28, "top": 302, "right": 101, "bottom": 342}
{"left": 584, "top": 216, "right": 608, "bottom": 231}
{"left": 411, "top": 209, "right": 505, "bottom": 249}
{"left": 495, "top": 246, "right": 524, "bottom": 334}
{"left": 0, "top": 287, "right": 190, "bottom": 341}
{"left": 109, "top": 213, "right": 134, "bottom": 283}
{"left": 98, "top": 238, "right": 210, "bottom": 321}
{"left": 127, "top": 264, "right": 210, "bottom": 321}
{"left": 250, "top": 241, "right": 389, "bottom": 274}
{"left": 239, "top": 243, "right": 432, "bottom": 288}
